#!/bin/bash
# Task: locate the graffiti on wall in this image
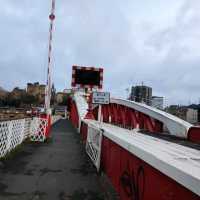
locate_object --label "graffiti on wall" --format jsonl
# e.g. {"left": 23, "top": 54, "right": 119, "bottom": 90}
{"left": 120, "top": 162, "right": 145, "bottom": 200}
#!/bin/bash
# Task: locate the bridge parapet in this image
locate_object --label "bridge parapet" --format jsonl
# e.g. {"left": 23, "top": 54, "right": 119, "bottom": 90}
{"left": 69, "top": 92, "right": 88, "bottom": 130}
{"left": 81, "top": 119, "right": 200, "bottom": 199}
{"left": 0, "top": 118, "right": 31, "bottom": 158}
{"left": 93, "top": 98, "right": 200, "bottom": 143}
{"left": 70, "top": 92, "right": 200, "bottom": 143}
{"left": 0, "top": 115, "right": 61, "bottom": 158}
{"left": 69, "top": 92, "right": 200, "bottom": 199}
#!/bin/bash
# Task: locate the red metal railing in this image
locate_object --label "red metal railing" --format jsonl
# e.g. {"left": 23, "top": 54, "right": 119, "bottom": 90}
{"left": 93, "top": 103, "right": 200, "bottom": 144}
{"left": 69, "top": 101, "right": 79, "bottom": 129}
{"left": 93, "top": 103, "right": 163, "bottom": 133}
{"left": 69, "top": 94, "right": 200, "bottom": 200}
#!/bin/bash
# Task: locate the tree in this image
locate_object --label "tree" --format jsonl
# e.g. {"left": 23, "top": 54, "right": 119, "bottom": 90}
{"left": 22, "top": 94, "right": 37, "bottom": 106}
{"left": 0, "top": 98, "right": 6, "bottom": 106}
{"left": 5, "top": 94, "right": 21, "bottom": 107}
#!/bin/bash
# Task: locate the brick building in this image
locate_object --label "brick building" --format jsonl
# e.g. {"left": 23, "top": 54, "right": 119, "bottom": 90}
{"left": 27, "top": 82, "right": 45, "bottom": 104}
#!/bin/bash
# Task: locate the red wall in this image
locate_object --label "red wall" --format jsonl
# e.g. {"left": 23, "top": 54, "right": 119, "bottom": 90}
{"left": 40, "top": 114, "right": 51, "bottom": 138}
{"left": 76, "top": 104, "right": 200, "bottom": 200}
{"left": 188, "top": 127, "right": 200, "bottom": 144}
{"left": 69, "top": 101, "right": 79, "bottom": 128}
{"left": 101, "top": 136, "right": 200, "bottom": 200}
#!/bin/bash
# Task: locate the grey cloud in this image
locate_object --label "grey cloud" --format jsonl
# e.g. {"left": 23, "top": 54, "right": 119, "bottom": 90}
{"left": 0, "top": 0, "right": 199, "bottom": 105}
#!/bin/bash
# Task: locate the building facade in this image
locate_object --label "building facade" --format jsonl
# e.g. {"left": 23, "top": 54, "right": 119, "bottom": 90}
{"left": 130, "top": 85, "right": 152, "bottom": 105}
{"left": 27, "top": 82, "right": 45, "bottom": 104}
{"left": 166, "top": 105, "right": 199, "bottom": 124}
{"left": 11, "top": 87, "right": 26, "bottom": 99}
{"left": 187, "top": 104, "right": 200, "bottom": 125}
{"left": 186, "top": 108, "right": 198, "bottom": 124}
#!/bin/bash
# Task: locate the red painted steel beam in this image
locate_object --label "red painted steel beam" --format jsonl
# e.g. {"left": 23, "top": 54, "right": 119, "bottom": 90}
{"left": 188, "top": 127, "right": 200, "bottom": 144}
{"left": 142, "top": 114, "right": 155, "bottom": 133}
{"left": 130, "top": 110, "right": 139, "bottom": 129}
{"left": 95, "top": 102, "right": 164, "bottom": 134}
{"left": 69, "top": 101, "right": 79, "bottom": 128}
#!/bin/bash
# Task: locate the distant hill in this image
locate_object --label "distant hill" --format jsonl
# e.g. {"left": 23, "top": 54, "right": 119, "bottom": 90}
{"left": 0, "top": 86, "right": 8, "bottom": 98}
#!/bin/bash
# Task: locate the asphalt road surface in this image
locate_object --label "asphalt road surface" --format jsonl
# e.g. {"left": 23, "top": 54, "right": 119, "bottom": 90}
{"left": 0, "top": 119, "right": 117, "bottom": 200}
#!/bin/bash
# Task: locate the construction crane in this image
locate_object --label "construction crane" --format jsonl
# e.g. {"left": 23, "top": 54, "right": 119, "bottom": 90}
{"left": 45, "top": 0, "right": 56, "bottom": 114}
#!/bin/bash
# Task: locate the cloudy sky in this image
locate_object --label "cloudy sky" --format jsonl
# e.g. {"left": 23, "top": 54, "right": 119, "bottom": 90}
{"left": 0, "top": 0, "right": 200, "bottom": 105}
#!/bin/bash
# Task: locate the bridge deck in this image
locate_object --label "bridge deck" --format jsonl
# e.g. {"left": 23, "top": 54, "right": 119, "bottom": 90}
{"left": 0, "top": 119, "right": 114, "bottom": 200}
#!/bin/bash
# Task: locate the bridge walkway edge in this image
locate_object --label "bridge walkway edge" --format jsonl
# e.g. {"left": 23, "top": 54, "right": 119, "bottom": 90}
{"left": 0, "top": 119, "right": 117, "bottom": 200}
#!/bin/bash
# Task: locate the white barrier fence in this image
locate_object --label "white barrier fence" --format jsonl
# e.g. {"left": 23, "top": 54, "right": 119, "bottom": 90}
{"left": 30, "top": 118, "right": 48, "bottom": 142}
{"left": 0, "top": 118, "right": 30, "bottom": 158}
{"left": 0, "top": 117, "right": 50, "bottom": 158}
{"left": 86, "top": 125, "right": 103, "bottom": 171}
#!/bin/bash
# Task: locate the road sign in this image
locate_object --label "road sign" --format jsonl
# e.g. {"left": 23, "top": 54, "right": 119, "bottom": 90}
{"left": 92, "top": 92, "right": 110, "bottom": 105}
{"left": 71, "top": 66, "right": 103, "bottom": 89}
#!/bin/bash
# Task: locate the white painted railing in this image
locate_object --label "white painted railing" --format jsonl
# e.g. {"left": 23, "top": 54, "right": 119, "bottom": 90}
{"left": 30, "top": 117, "right": 48, "bottom": 142}
{"left": 85, "top": 124, "right": 103, "bottom": 171}
{"left": 0, "top": 118, "right": 31, "bottom": 158}
{"left": 0, "top": 117, "right": 50, "bottom": 158}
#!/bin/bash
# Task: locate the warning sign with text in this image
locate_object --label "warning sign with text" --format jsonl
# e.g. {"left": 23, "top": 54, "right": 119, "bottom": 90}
{"left": 92, "top": 92, "right": 110, "bottom": 105}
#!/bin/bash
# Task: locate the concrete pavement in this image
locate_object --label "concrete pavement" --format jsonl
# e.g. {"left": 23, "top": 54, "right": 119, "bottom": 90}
{"left": 0, "top": 120, "right": 116, "bottom": 200}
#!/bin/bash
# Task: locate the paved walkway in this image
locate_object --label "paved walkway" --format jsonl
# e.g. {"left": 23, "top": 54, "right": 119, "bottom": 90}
{"left": 0, "top": 120, "right": 113, "bottom": 200}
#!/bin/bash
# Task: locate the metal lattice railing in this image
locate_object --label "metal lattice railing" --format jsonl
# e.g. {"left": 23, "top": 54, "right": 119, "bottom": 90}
{"left": 0, "top": 121, "right": 10, "bottom": 157}
{"left": 8, "top": 119, "right": 26, "bottom": 152}
{"left": 86, "top": 125, "right": 103, "bottom": 171}
{"left": 0, "top": 117, "right": 49, "bottom": 158}
{"left": 24, "top": 118, "right": 32, "bottom": 139}
{"left": 0, "top": 119, "right": 31, "bottom": 158}
{"left": 30, "top": 118, "right": 48, "bottom": 142}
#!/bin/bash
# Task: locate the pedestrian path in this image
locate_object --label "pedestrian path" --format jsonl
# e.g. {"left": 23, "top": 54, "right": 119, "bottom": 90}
{"left": 0, "top": 120, "right": 113, "bottom": 200}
